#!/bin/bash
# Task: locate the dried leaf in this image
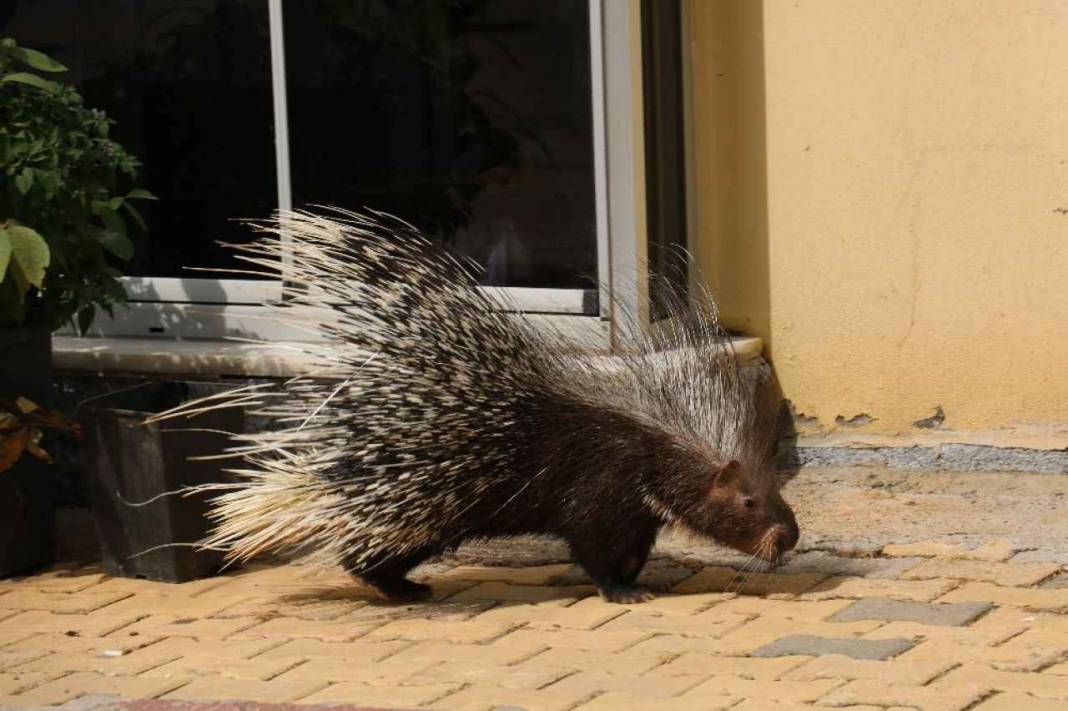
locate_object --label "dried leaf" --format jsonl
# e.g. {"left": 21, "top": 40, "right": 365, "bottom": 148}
{"left": 15, "top": 396, "right": 40, "bottom": 414}
{"left": 0, "top": 429, "right": 30, "bottom": 473}
{"left": 26, "top": 437, "right": 52, "bottom": 463}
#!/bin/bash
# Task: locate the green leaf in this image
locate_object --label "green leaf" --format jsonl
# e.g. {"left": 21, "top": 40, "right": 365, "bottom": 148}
{"left": 1, "top": 72, "right": 60, "bottom": 93}
{"left": 0, "top": 228, "right": 10, "bottom": 282}
{"left": 122, "top": 201, "right": 148, "bottom": 232}
{"left": 76, "top": 306, "right": 95, "bottom": 335}
{"left": 8, "top": 225, "right": 50, "bottom": 288}
{"left": 108, "top": 196, "right": 125, "bottom": 210}
{"left": 94, "top": 230, "right": 134, "bottom": 261}
{"left": 124, "top": 188, "right": 157, "bottom": 201}
{"left": 10, "top": 46, "right": 68, "bottom": 73}
{"left": 14, "top": 167, "right": 33, "bottom": 194}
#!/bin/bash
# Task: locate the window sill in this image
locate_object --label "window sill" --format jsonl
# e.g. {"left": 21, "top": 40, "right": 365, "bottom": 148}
{"left": 53, "top": 335, "right": 765, "bottom": 379}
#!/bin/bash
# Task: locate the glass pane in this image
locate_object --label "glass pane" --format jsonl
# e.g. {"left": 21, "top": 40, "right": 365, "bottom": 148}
{"left": 283, "top": 0, "right": 597, "bottom": 289}
{"left": 2, "top": 0, "right": 277, "bottom": 280}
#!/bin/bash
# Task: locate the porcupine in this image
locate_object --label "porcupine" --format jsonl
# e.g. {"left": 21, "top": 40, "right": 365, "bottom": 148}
{"left": 168, "top": 208, "right": 799, "bottom": 604}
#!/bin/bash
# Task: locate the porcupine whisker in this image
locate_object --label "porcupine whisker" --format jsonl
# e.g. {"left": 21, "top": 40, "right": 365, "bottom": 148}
{"left": 127, "top": 541, "right": 231, "bottom": 558}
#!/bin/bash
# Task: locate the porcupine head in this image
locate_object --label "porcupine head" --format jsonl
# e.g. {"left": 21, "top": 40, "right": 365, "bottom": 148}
{"left": 162, "top": 210, "right": 800, "bottom": 605}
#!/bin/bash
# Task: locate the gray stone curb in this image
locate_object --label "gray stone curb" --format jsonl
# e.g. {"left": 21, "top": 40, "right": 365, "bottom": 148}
{"left": 752, "top": 634, "right": 916, "bottom": 661}
{"left": 830, "top": 597, "right": 993, "bottom": 626}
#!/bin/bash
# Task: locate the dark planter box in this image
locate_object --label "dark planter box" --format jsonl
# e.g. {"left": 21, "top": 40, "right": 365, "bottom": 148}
{"left": 80, "top": 381, "right": 242, "bottom": 582}
{"left": 0, "top": 325, "right": 55, "bottom": 578}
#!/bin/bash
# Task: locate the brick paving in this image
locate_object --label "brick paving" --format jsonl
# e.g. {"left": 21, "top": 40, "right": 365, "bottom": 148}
{"left": 0, "top": 540, "right": 1065, "bottom": 711}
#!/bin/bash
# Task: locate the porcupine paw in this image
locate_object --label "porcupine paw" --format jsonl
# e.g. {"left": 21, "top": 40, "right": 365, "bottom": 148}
{"left": 368, "top": 578, "right": 433, "bottom": 603}
{"left": 599, "top": 584, "right": 656, "bottom": 604}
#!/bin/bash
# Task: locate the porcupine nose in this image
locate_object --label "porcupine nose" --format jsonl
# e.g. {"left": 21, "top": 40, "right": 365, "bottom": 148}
{"left": 777, "top": 525, "right": 799, "bottom": 553}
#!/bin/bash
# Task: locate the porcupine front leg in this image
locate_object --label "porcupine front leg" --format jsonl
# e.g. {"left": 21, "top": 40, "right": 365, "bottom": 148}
{"left": 345, "top": 545, "right": 441, "bottom": 603}
{"left": 568, "top": 515, "right": 659, "bottom": 604}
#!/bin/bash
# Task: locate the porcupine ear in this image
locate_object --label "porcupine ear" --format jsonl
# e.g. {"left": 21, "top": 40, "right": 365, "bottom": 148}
{"left": 711, "top": 460, "right": 743, "bottom": 491}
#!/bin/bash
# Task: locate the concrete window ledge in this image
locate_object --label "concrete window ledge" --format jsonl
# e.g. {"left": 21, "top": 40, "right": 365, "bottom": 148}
{"left": 53, "top": 335, "right": 766, "bottom": 380}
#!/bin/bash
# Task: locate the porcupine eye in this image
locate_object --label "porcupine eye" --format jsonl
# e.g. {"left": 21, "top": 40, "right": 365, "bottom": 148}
{"left": 742, "top": 497, "right": 756, "bottom": 509}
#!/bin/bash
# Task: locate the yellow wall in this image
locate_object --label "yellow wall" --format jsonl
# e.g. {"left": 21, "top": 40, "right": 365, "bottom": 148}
{"left": 689, "top": 0, "right": 1068, "bottom": 437}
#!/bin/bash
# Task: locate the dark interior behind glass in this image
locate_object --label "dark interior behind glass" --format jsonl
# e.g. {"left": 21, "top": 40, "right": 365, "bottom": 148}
{"left": 283, "top": 0, "right": 597, "bottom": 288}
{"left": 2, "top": 0, "right": 278, "bottom": 281}
{"left": 3, "top": 0, "right": 596, "bottom": 289}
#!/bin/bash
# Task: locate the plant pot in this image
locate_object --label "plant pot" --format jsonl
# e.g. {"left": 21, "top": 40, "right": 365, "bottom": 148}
{"left": 0, "top": 324, "right": 55, "bottom": 577}
{"left": 79, "top": 381, "right": 242, "bottom": 583}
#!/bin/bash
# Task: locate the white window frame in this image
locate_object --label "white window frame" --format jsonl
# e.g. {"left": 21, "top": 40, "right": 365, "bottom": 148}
{"left": 65, "top": 0, "right": 649, "bottom": 350}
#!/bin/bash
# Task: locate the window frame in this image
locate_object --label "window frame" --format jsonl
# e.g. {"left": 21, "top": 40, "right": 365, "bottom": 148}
{"left": 62, "top": 0, "right": 651, "bottom": 350}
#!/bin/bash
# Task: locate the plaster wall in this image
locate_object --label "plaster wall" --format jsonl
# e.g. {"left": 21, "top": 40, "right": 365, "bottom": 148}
{"left": 689, "top": 0, "right": 1068, "bottom": 438}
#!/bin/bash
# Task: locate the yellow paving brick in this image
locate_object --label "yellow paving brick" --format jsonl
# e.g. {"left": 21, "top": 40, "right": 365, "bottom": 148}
{"left": 231, "top": 615, "right": 385, "bottom": 642}
{"left": 596, "top": 608, "right": 750, "bottom": 636}
{"left": 163, "top": 675, "right": 325, "bottom": 703}
{"left": 782, "top": 654, "right": 954, "bottom": 684}
{"left": 491, "top": 628, "right": 650, "bottom": 654}
{"left": 0, "top": 671, "right": 66, "bottom": 696}
{"left": 427, "top": 683, "right": 593, "bottom": 711}
{"left": 436, "top": 564, "right": 575, "bottom": 586}
{"left": 141, "top": 654, "right": 304, "bottom": 681}
{"left": 345, "top": 599, "right": 494, "bottom": 623}
{"left": 651, "top": 652, "right": 810, "bottom": 679}
{"left": 12, "top": 647, "right": 184, "bottom": 677}
{"left": 90, "top": 575, "right": 230, "bottom": 597}
{"left": 518, "top": 647, "right": 669, "bottom": 676}
{"left": 1046, "top": 662, "right": 1068, "bottom": 676}
{"left": 386, "top": 637, "right": 545, "bottom": 666}
{"left": 416, "top": 660, "right": 575, "bottom": 690}
{"left": 2, "top": 609, "right": 145, "bottom": 637}
{"left": 0, "top": 590, "right": 133, "bottom": 614}
{"left": 125, "top": 636, "right": 286, "bottom": 663}
{"left": 110, "top": 614, "right": 262, "bottom": 640}
{"left": 364, "top": 618, "right": 520, "bottom": 644}
{"left": 620, "top": 592, "right": 730, "bottom": 616}
{"left": 17, "top": 566, "right": 107, "bottom": 593}
{"left": 212, "top": 592, "right": 369, "bottom": 621}
{"left": 901, "top": 559, "right": 1060, "bottom": 587}
{"left": 882, "top": 539, "right": 1016, "bottom": 562}
{"left": 447, "top": 581, "right": 595, "bottom": 604}
{"left": 545, "top": 670, "right": 701, "bottom": 698}
{"left": 0, "top": 628, "right": 36, "bottom": 647}
{"left": 92, "top": 592, "right": 255, "bottom": 619}
{"left": 802, "top": 576, "right": 959, "bottom": 602}
{"left": 299, "top": 681, "right": 461, "bottom": 708}
{"left": 864, "top": 620, "right": 1020, "bottom": 648}
{"left": 820, "top": 678, "right": 988, "bottom": 710}
{"left": 731, "top": 701, "right": 884, "bottom": 711}
{"left": 938, "top": 582, "right": 1068, "bottom": 611}
{"left": 672, "top": 567, "right": 826, "bottom": 597}
{"left": 623, "top": 634, "right": 742, "bottom": 657}
{"left": 971, "top": 691, "right": 1068, "bottom": 710}
{"left": 576, "top": 691, "right": 738, "bottom": 711}
{"left": 681, "top": 675, "right": 840, "bottom": 703}
{"left": 0, "top": 632, "right": 162, "bottom": 657}
{"left": 483, "top": 598, "right": 627, "bottom": 632}
{"left": 709, "top": 597, "right": 854, "bottom": 621}
{"left": 0, "top": 648, "right": 49, "bottom": 670}
{"left": 14, "top": 671, "right": 189, "bottom": 705}
{"left": 273, "top": 655, "right": 435, "bottom": 685}
{"left": 939, "top": 663, "right": 1068, "bottom": 700}
{"left": 254, "top": 638, "right": 411, "bottom": 662}
{"left": 897, "top": 639, "right": 1056, "bottom": 672}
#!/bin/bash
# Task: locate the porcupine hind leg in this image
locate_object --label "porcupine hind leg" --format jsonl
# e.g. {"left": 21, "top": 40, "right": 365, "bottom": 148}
{"left": 568, "top": 515, "right": 659, "bottom": 604}
{"left": 345, "top": 546, "right": 441, "bottom": 603}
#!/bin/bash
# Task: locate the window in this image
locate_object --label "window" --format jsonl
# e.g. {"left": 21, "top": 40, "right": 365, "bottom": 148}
{"left": 6, "top": 0, "right": 668, "bottom": 349}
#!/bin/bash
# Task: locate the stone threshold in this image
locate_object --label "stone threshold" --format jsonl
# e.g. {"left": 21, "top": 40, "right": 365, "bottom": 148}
{"left": 52, "top": 335, "right": 765, "bottom": 379}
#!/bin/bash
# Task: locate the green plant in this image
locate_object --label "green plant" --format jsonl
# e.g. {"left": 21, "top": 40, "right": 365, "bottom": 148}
{"left": 0, "top": 38, "right": 153, "bottom": 332}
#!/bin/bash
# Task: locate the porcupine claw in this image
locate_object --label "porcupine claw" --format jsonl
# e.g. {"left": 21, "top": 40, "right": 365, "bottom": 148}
{"left": 600, "top": 584, "right": 657, "bottom": 604}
